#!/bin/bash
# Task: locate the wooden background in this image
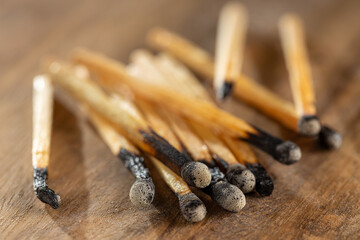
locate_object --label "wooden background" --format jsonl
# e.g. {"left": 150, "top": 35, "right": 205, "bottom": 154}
{"left": 0, "top": 0, "right": 359, "bottom": 239}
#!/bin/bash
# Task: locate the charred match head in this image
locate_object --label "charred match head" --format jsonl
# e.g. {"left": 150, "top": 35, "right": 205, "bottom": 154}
{"left": 178, "top": 193, "right": 207, "bottom": 222}
{"left": 33, "top": 168, "right": 61, "bottom": 209}
{"left": 318, "top": 125, "right": 342, "bottom": 150}
{"left": 129, "top": 178, "right": 155, "bottom": 207}
{"left": 246, "top": 163, "right": 274, "bottom": 196}
{"left": 226, "top": 164, "right": 256, "bottom": 193}
{"left": 245, "top": 127, "right": 301, "bottom": 165}
{"left": 216, "top": 82, "right": 233, "bottom": 101}
{"left": 211, "top": 181, "right": 246, "bottom": 212}
{"left": 181, "top": 161, "right": 212, "bottom": 189}
{"left": 298, "top": 116, "right": 321, "bottom": 136}
{"left": 275, "top": 141, "right": 301, "bottom": 164}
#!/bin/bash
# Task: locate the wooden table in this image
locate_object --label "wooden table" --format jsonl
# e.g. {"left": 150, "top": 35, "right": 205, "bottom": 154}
{"left": 1, "top": 0, "right": 359, "bottom": 239}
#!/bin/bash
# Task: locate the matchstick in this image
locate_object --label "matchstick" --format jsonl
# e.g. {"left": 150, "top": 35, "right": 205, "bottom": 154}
{"left": 278, "top": 14, "right": 321, "bottom": 136}
{"left": 214, "top": 1, "right": 248, "bottom": 100}
{"left": 127, "top": 52, "right": 246, "bottom": 211}
{"left": 154, "top": 53, "right": 272, "bottom": 195}
{"left": 80, "top": 104, "right": 155, "bottom": 207}
{"left": 318, "top": 125, "right": 342, "bottom": 149}
{"left": 146, "top": 28, "right": 304, "bottom": 134}
{"left": 32, "top": 74, "right": 60, "bottom": 209}
{"left": 44, "top": 60, "right": 211, "bottom": 189}
{"left": 72, "top": 48, "right": 301, "bottom": 165}
{"left": 150, "top": 157, "right": 206, "bottom": 222}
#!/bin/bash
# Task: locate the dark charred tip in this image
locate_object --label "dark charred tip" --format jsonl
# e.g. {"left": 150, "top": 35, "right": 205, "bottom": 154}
{"left": 211, "top": 181, "right": 246, "bottom": 212}
{"left": 318, "top": 125, "right": 342, "bottom": 150}
{"left": 216, "top": 82, "right": 233, "bottom": 101}
{"left": 275, "top": 141, "right": 301, "bottom": 164}
{"left": 35, "top": 186, "right": 61, "bottom": 209}
{"left": 226, "top": 164, "right": 256, "bottom": 194}
{"left": 246, "top": 163, "right": 274, "bottom": 196}
{"left": 129, "top": 178, "right": 155, "bottom": 208}
{"left": 178, "top": 193, "right": 207, "bottom": 222}
{"left": 298, "top": 116, "right": 321, "bottom": 136}
{"left": 181, "top": 161, "right": 211, "bottom": 188}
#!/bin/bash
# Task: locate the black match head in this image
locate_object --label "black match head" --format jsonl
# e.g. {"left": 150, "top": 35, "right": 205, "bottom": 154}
{"left": 275, "top": 141, "right": 301, "bottom": 164}
{"left": 298, "top": 116, "right": 321, "bottom": 136}
{"left": 211, "top": 181, "right": 246, "bottom": 212}
{"left": 226, "top": 164, "right": 256, "bottom": 194}
{"left": 216, "top": 82, "right": 233, "bottom": 101}
{"left": 318, "top": 125, "right": 342, "bottom": 150}
{"left": 246, "top": 163, "right": 274, "bottom": 196}
{"left": 129, "top": 178, "right": 155, "bottom": 208}
{"left": 181, "top": 161, "right": 212, "bottom": 189}
{"left": 178, "top": 193, "right": 207, "bottom": 222}
{"left": 35, "top": 186, "right": 61, "bottom": 209}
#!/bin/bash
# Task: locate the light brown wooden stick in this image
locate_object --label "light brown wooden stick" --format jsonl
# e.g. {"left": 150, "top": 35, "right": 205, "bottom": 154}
{"left": 32, "top": 75, "right": 53, "bottom": 169}
{"left": 279, "top": 13, "right": 316, "bottom": 116}
{"left": 146, "top": 28, "right": 300, "bottom": 132}
{"left": 214, "top": 1, "right": 248, "bottom": 100}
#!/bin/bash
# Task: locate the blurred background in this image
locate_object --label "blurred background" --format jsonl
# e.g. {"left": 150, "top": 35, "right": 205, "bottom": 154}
{"left": 0, "top": 0, "right": 359, "bottom": 239}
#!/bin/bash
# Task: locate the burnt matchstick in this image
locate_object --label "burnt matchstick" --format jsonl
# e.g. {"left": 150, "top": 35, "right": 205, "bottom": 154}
{"left": 279, "top": 14, "right": 321, "bottom": 136}
{"left": 32, "top": 75, "right": 60, "bottom": 209}
{"left": 214, "top": 1, "right": 248, "bottom": 100}
{"left": 318, "top": 125, "right": 342, "bottom": 150}
{"left": 150, "top": 157, "right": 206, "bottom": 222}
{"left": 80, "top": 105, "right": 155, "bottom": 207}
{"left": 146, "top": 28, "right": 321, "bottom": 136}
{"left": 72, "top": 48, "right": 301, "bottom": 164}
{"left": 128, "top": 50, "right": 255, "bottom": 194}
{"left": 44, "top": 60, "right": 211, "bottom": 189}
{"left": 153, "top": 52, "right": 273, "bottom": 195}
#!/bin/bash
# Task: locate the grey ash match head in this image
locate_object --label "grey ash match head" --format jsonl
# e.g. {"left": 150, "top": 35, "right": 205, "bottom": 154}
{"left": 211, "top": 181, "right": 246, "bottom": 212}
{"left": 129, "top": 178, "right": 155, "bottom": 207}
{"left": 226, "top": 164, "right": 256, "bottom": 194}
{"left": 275, "top": 141, "right": 301, "bottom": 164}
{"left": 318, "top": 125, "right": 342, "bottom": 150}
{"left": 298, "top": 116, "right": 321, "bottom": 136}
{"left": 181, "top": 161, "right": 212, "bottom": 188}
{"left": 217, "top": 82, "right": 234, "bottom": 101}
{"left": 178, "top": 193, "right": 207, "bottom": 222}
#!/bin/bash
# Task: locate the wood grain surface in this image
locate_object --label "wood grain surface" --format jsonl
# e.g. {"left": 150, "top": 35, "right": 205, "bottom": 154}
{"left": 0, "top": 0, "right": 359, "bottom": 239}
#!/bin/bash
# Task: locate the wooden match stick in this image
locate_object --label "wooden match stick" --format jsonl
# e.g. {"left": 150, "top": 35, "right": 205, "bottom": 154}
{"left": 153, "top": 53, "right": 271, "bottom": 195}
{"left": 44, "top": 60, "right": 211, "bottom": 189}
{"left": 80, "top": 104, "right": 155, "bottom": 207}
{"left": 72, "top": 48, "right": 301, "bottom": 165}
{"left": 214, "top": 1, "right": 248, "bottom": 100}
{"left": 32, "top": 74, "right": 60, "bottom": 209}
{"left": 150, "top": 157, "right": 206, "bottom": 222}
{"left": 278, "top": 13, "right": 321, "bottom": 136}
{"left": 146, "top": 28, "right": 302, "bottom": 133}
{"left": 127, "top": 52, "right": 246, "bottom": 211}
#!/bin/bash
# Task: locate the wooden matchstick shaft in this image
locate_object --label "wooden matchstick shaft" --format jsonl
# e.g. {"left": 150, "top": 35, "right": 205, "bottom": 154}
{"left": 279, "top": 14, "right": 316, "bottom": 116}
{"left": 147, "top": 28, "right": 300, "bottom": 132}
{"left": 214, "top": 1, "right": 247, "bottom": 99}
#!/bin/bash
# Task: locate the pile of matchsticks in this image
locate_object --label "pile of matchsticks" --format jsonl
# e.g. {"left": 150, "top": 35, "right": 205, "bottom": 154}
{"left": 32, "top": 2, "right": 341, "bottom": 223}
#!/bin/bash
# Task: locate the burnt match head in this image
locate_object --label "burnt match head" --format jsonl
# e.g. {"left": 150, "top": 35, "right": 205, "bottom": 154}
{"left": 298, "top": 116, "right": 321, "bottom": 136}
{"left": 216, "top": 82, "right": 233, "bottom": 101}
{"left": 35, "top": 186, "right": 61, "bottom": 209}
{"left": 181, "top": 161, "right": 212, "bottom": 188}
{"left": 246, "top": 163, "right": 274, "bottom": 196}
{"left": 178, "top": 193, "right": 207, "bottom": 222}
{"left": 129, "top": 178, "right": 155, "bottom": 207}
{"left": 275, "top": 141, "right": 301, "bottom": 164}
{"left": 318, "top": 125, "right": 342, "bottom": 150}
{"left": 33, "top": 167, "right": 60, "bottom": 209}
{"left": 226, "top": 164, "right": 256, "bottom": 194}
{"left": 211, "top": 181, "right": 246, "bottom": 212}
